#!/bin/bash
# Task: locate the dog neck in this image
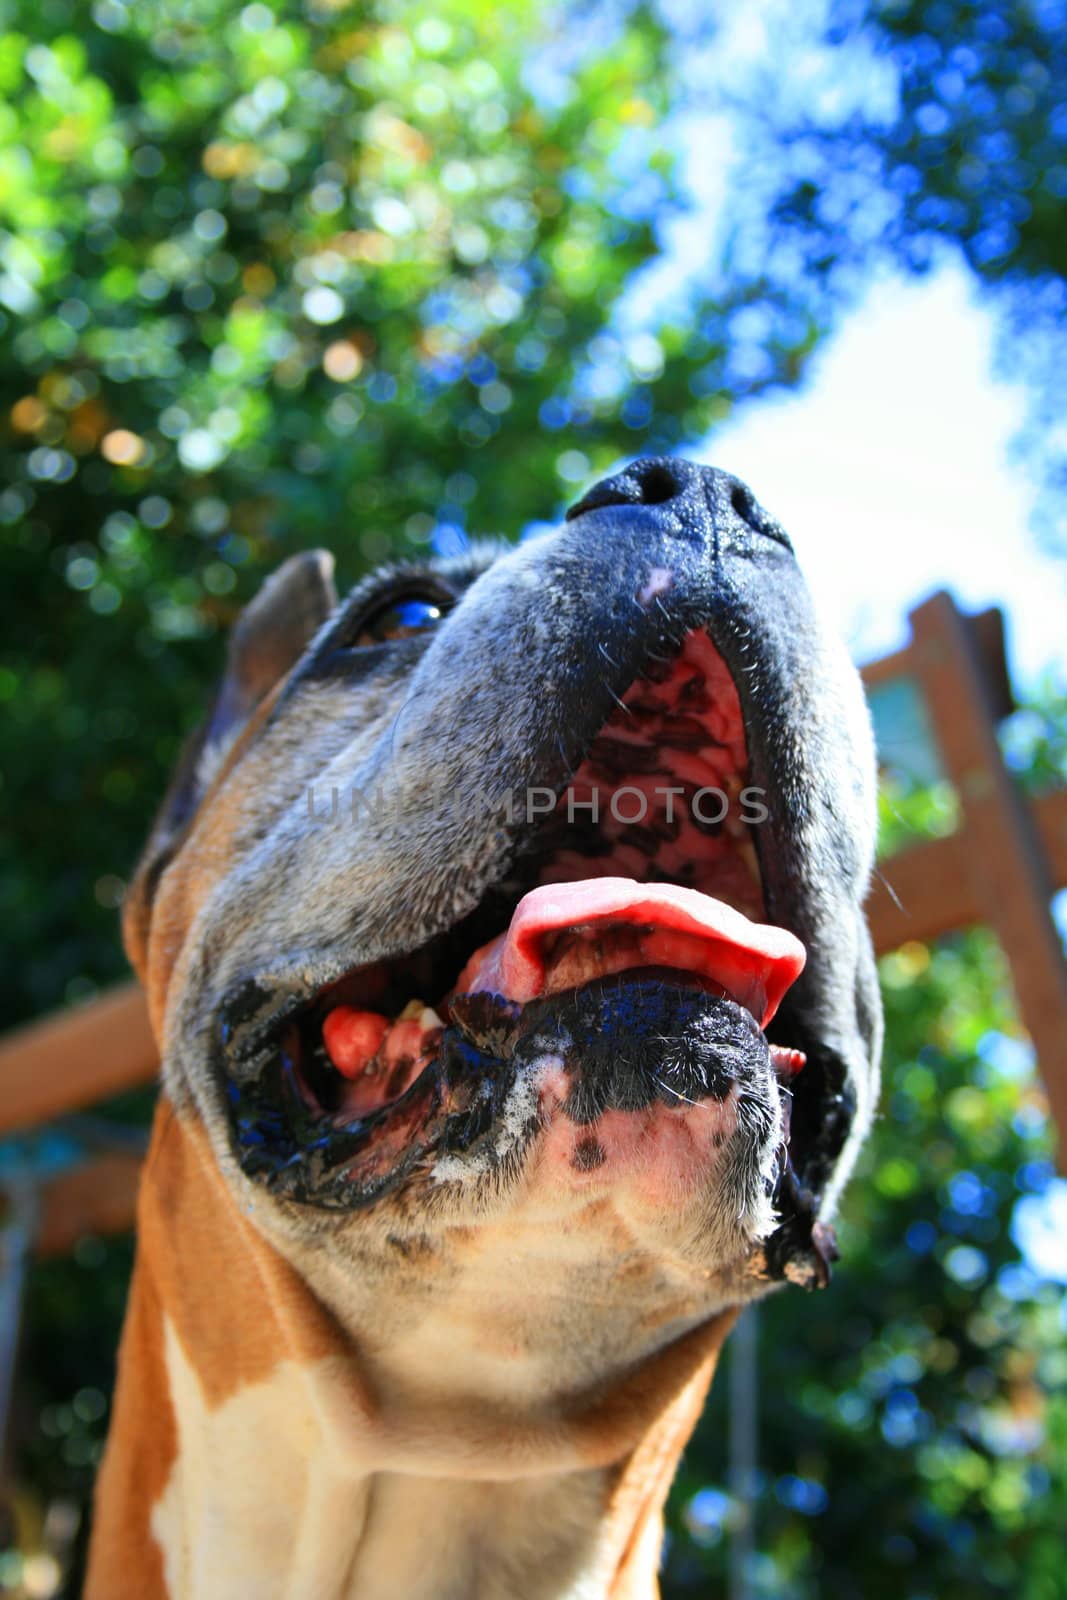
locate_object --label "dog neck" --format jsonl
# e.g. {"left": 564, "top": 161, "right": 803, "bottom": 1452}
{"left": 86, "top": 1101, "right": 734, "bottom": 1600}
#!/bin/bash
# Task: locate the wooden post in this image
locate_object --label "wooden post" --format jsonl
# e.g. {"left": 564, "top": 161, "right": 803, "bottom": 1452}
{"left": 867, "top": 789, "right": 1067, "bottom": 955}
{"left": 0, "top": 982, "right": 156, "bottom": 1138}
{"left": 907, "top": 591, "right": 1067, "bottom": 1145}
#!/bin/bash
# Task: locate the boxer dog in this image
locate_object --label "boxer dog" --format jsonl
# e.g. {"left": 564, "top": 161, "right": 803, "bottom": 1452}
{"left": 87, "top": 457, "right": 881, "bottom": 1599}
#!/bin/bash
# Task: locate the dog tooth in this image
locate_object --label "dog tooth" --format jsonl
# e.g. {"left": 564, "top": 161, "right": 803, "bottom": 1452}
{"left": 397, "top": 998, "right": 429, "bottom": 1022}
{"left": 769, "top": 1045, "right": 807, "bottom": 1077}
{"left": 738, "top": 837, "right": 761, "bottom": 880}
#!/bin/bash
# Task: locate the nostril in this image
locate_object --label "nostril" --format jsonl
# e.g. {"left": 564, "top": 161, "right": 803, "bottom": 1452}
{"left": 730, "top": 482, "right": 757, "bottom": 526}
{"left": 566, "top": 456, "right": 690, "bottom": 521}
{"left": 566, "top": 458, "right": 794, "bottom": 550}
{"left": 728, "top": 477, "right": 792, "bottom": 550}
{"left": 632, "top": 460, "right": 681, "bottom": 505}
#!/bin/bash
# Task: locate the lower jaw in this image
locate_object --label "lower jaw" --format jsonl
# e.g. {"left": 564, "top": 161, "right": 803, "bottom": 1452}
{"left": 227, "top": 975, "right": 785, "bottom": 1215}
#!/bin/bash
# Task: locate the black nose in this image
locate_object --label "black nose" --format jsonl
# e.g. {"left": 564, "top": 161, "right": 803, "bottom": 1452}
{"left": 566, "top": 456, "right": 695, "bottom": 519}
{"left": 566, "top": 455, "right": 791, "bottom": 551}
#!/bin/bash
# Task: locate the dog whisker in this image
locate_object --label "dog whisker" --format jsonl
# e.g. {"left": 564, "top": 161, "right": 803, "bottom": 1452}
{"left": 652, "top": 1072, "right": 705, "bottom": 1109}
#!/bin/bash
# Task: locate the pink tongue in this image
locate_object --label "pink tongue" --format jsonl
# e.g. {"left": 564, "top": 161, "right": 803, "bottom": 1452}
{"left": 452, "top": 878, "right": 805, "bottom": 1030}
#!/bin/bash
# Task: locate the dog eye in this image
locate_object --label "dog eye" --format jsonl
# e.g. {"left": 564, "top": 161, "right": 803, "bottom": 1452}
{"left": 357, "top": 595, "right": 445, "bottom": 646}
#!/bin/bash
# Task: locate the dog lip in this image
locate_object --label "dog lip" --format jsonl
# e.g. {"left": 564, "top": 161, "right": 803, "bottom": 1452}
{"left": 445, "top": 971, "right": 787, "bottom": 1134}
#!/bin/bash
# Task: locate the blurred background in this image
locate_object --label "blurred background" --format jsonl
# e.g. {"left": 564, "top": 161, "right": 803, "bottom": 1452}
{"left": 2, "top": 0, "right": 1066, "bottom": 1595}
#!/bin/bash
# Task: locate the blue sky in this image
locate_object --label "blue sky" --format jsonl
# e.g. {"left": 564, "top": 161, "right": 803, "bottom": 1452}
{"left": 702, "top": 259, "right": 1067, "bottom": 690}
{"left": 612, "top": 0, "right": 1067, "bottom": 694}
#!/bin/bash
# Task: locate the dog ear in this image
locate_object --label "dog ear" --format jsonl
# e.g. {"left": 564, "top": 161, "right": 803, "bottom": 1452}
{"left": 122, "top": 549, "right": 338, "bottom": 980}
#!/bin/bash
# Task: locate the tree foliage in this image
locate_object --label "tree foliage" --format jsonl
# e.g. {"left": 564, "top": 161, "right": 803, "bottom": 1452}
{"left": 3, "top": 0, "right": 811, "bottom": 1028}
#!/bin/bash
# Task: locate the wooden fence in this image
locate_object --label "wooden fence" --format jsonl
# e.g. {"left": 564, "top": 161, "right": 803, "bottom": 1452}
{"left": 2, "top": 589, "right": 1065, "bottom": 1253}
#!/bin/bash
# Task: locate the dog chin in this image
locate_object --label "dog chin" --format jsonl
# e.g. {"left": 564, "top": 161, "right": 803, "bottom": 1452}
{"left": 428, "top": 1055, "right": 786, "bottom": 1278}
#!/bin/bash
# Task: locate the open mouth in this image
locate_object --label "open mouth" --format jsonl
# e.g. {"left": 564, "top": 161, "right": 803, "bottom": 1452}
{"left": 221, "top": 628, "right": 835, "bottom": 1283}
{"left": 316, "top": 880, "right": 805, "bottom": 1119}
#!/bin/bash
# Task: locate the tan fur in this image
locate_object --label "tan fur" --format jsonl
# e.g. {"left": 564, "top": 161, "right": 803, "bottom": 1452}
{"left": 86, "top": 1250, "right": 177, "bottom": 1599}
{"left": 597, "top": 1341, "right": 729, "bottom": 1598}
{"left": 88, "top": 1103, "right": 733, "bottom": 1598}
{"left": 125, "top": 684, "right": 285, "bottom": 1036}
